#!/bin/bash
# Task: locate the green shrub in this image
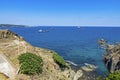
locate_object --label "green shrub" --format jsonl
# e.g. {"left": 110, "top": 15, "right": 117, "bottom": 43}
{"left": 53, "top": 53, "right": 69, "bottom": 69}
{"left": 96, "top": 76, "right": 102, "bottom": 80}
{"left": 18, "top": 52, "right": 43, "bottom": 75}
{"left": 105, "top": 72, "right": 120, "bottom": 80}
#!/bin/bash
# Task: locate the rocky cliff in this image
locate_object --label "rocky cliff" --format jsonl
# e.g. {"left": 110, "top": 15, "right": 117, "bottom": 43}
{"left": 0, "top": 29, "right": 97, "bottom": 80}
{"left": 99, "top": 39, "right": 120, "bottom": 73}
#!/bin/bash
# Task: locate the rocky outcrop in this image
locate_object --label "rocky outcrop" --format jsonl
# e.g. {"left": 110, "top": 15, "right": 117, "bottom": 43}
{"left": 98, "top": 39, "right": 120, "bottom": 73}
{"left": 0, "top": 29, "right": 17, "bottom": 39}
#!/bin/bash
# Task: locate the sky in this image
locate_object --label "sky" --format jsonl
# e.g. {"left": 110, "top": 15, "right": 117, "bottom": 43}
{"left": 0, "top": 0, "right": 120, "bottom": 26}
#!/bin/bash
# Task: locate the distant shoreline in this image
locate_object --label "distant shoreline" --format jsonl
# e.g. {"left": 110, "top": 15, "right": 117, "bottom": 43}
{"left": 0, "top": 24, "right": 28, "bottom": 28}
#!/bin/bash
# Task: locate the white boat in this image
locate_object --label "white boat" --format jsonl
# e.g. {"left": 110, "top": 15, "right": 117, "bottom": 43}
{"left": 38, "top": 29, "right": 49, "bottom": 33}
{"left": 38, "top": 29, "right": 43, "bottom": 32}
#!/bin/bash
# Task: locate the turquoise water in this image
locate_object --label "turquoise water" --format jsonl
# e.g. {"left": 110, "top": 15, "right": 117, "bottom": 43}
{"left": 2, "top": 26, "right": 120, "bottom": 76}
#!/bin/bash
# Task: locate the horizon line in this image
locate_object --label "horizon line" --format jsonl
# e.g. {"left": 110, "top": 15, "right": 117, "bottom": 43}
{"left": 0, "top": 24, "right": 120, "bottom": 27}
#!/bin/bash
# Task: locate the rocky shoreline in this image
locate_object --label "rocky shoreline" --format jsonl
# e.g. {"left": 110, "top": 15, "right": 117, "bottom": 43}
{"left": 66, "top": 60, "right": 99, "bottom": 80}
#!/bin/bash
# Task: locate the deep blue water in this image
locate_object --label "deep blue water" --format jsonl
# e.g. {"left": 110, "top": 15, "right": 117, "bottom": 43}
{"left": 1, "top": 26, "right": 120, "bottom": 76}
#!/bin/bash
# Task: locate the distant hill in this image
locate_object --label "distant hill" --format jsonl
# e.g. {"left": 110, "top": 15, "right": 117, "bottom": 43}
{"left": 0, "top": 24, "right": 28, "bottom": 27}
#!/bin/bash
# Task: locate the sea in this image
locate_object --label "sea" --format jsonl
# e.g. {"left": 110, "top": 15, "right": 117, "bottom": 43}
{"left": 1, "top": 26, "right": 120, "bottom": 76}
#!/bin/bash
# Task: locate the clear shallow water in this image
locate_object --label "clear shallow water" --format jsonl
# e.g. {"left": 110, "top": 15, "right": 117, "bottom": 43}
{"left": 2, "top": 27, "right": 120, "bottom": 76}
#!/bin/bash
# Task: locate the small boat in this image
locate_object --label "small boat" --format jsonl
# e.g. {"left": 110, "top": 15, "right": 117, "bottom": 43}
{"left": 38, "top": 29, "right": 49, "bottom": 33}
{"left": 38, "top": 29, "right": 43, "bottom": 32}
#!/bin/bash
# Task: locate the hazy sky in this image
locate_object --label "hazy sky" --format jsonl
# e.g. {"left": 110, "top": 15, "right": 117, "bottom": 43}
{"left": 0, "top": 0, "right": 120, "bottom": 26}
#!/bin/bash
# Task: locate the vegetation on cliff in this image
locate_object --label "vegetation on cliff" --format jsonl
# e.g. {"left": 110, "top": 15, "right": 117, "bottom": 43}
{"left": 97, "top": 72, "right": 120, "bottom": 80}
{"left": 105, "top": 72, "right": 120, "bottom": 80}
{"left": 53, "top": 53, "right": 69, "bottom": 69}
{"left": 18, "top": 52, "right": 43, "bottom": 75}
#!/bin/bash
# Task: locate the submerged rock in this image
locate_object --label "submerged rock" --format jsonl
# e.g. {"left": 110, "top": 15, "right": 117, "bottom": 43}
{"left": 68, "top": 61, "right": 99, "bottom": 80}
{"left": 81, "top": 63, "right": 97, "bottom": 72}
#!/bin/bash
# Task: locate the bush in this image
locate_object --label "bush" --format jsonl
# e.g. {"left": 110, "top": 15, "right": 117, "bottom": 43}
{"left": 96, "top": 76, "right": 102, "bottom": 80}
{"left": 53, "top": 53, "right": 69, "bottom": 69}
{"left": 105, "top": 72, "right": 120, "bottom": 80}
{"left": 18, "top": 52, "right": 43, "bottom": 75}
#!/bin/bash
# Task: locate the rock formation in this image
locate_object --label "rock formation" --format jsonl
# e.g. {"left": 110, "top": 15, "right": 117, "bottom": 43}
{"left": 98, "top": 39, "right": 120, "bottom": 73}
{"left": 0, "top": 29, "right": 17, "bottom": 39}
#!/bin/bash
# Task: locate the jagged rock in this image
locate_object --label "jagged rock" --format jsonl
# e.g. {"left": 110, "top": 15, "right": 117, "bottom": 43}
{"left": 0, "top": 29, "right": 16, "bottom": 39}
{"left": 98, "top": 39, "right": 120, "bottom": 73}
